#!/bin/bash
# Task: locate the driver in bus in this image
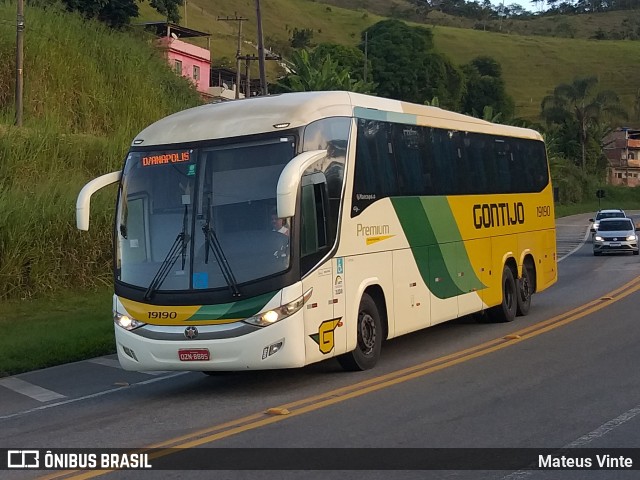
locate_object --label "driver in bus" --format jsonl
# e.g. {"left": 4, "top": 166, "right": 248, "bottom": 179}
{"left": 271, "top": 208, "right": 289, "bottom": 236}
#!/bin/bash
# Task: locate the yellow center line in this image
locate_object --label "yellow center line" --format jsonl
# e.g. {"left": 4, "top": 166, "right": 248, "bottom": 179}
{"left": 40, "top": 276, "right": 640, "bottom": 480}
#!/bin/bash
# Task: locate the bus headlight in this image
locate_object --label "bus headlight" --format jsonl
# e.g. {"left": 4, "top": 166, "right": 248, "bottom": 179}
{"left": 114, "top": 312, "right": 146, "bottom": 331}
{"left": 244, "top": 288, "right": 313, "bottom": 327}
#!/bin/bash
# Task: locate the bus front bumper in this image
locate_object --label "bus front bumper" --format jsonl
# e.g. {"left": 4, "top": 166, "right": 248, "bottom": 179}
{"left": 114, "top": 313, "right": 306, "bottom": 372}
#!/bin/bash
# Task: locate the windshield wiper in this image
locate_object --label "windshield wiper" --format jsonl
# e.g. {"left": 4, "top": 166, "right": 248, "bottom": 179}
{"left": 144, "top": 204, "right": 190, "bottom": 300}
{"left": 202, "top": 196, "right": 241, "bottom": 297}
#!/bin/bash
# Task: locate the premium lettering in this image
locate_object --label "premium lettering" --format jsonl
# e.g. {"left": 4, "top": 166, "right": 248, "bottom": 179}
{"left": 357, "top": 223, "right": 390, "bottom": 236}
{"left": 473, "top": 202, "right": 525, "bottom": 229}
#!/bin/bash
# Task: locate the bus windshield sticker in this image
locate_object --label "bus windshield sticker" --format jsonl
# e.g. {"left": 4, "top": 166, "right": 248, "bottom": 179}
{"left": 193, "top": 272, "right": 209, "bottom": 289}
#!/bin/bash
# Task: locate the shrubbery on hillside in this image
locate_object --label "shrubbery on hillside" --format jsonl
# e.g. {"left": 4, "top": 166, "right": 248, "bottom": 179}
{"left": 0, "top": 3, "right": 202, "bottom": 300}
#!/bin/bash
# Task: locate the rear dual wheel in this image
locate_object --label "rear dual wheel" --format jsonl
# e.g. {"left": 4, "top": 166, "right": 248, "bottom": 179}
{"left": 488, "top": 265, "right": 517, "bottom": 323}
{"left": 516, "top": 264, "right": 533, "bottom": 316}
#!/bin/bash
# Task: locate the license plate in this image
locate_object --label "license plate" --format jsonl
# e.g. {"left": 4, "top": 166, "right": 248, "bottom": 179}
{"left": 610, "top": 242, "right": 621, "bottom": 247}
{"left": 178, "top": 349, "right": 210, "bottom": 361}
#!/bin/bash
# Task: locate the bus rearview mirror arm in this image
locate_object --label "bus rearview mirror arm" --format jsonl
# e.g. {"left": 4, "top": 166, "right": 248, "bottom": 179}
{"left": 76, "top": 171, "right": 122, "bottom": 231}
{"left": 276, "top": 150, "right": 327, "bottom": 218}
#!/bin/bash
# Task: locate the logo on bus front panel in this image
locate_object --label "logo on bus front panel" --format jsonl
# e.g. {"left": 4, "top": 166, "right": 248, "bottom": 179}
{"left": 310, "top": 318, "right": 342, "bottom": 354}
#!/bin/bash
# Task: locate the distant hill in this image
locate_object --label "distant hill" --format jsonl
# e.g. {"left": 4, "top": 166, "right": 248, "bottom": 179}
{"left": 139, "top": 0, "right": 640, "bottom": 122}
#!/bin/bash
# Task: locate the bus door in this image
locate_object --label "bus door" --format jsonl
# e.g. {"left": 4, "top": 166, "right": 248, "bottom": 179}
{"left": 299, "top": 173, "right": 345, "bottom": 364}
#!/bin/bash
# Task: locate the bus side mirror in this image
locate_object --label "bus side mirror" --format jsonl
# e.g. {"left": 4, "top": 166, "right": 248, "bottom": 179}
{"left": 276, "top": 150, "right": 327, "bottom": 218}
{"left": 76, "top": 171, "right": 122, "bottom": 230}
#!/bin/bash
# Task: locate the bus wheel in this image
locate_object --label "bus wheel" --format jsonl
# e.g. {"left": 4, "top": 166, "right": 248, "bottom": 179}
{"left": 337, "top": 293, "right": 382, "bottom": 371}
{"left": 516, "top": 264, "right": 533, "bottom": 316}
{"left": 489, "top": 265, "right": 517, "bottom": 323}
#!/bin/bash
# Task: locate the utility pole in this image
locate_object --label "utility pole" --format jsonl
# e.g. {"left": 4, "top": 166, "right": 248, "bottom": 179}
{"left": 239, "top": 52, "right": 281, "bottom": 98}
{"left": 255, "top": 0, "right": 267, "bottom": 95}
{"left": 15, "top": 0, "right": 24, "bottom": 127}
{"left": 363, "top": 31, "right": 368, "bottom": 84}
{"left": 217, "top": 13, "right": 248, "bottom": 99}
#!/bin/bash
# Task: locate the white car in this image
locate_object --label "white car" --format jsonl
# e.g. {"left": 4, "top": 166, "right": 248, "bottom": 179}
{"left": 593, "top": 217, "right": 639, "bottom": 256}
{"left": 590, "top": 209, "right": 626, "bottom": 235}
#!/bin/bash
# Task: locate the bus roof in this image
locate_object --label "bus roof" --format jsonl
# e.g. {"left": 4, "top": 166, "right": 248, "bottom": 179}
{"left": 133, "top": 91, "right": 543, "bottom": 147}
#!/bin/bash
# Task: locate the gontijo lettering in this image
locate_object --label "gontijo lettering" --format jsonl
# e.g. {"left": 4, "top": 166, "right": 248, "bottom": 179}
{"left": 142, "top": 151, "right": 190, "bottom": 166}
{"left": 473, "top": 202, "right": 525, "bottom": 229}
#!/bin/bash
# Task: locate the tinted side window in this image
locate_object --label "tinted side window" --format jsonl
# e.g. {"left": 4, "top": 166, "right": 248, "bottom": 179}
{"left": 351, "top": 118, "right": 549, "bottom": 216}
{"left": 352, "top": 120, "right": 399, "bottom": 215}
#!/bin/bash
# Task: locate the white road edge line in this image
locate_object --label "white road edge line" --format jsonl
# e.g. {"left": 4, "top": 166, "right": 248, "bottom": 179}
{"left": 502, "top": 403, "right": 640, "bottom": 479}
{"left": 0, "top": 377, "right": 66, "bottom": 402}
{"left": 558, "top": 225, "right": 591, "bottom": 263}
{"left": 85, "top": 357, "right": 169, "bottom": 375}
{"left": 0, "top": 372, "right": 189, "bottom": 421}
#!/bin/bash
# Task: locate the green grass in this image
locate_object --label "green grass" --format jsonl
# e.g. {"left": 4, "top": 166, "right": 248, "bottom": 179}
{"left": 555, "top": 185, "right": 640, "bottom": 217}
{"left": 0, "top": 3, "right": 202, "bottom": 300}
{"left": 0, "top": 288, "right": 114, "bottom": 376}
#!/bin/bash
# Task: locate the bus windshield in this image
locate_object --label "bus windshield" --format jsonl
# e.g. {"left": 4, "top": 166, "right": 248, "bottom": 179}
{"left": 116, "top": 136, "right": 296, "bottom": 294}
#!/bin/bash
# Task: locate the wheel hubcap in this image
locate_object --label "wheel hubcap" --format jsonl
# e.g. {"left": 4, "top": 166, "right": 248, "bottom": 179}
{"left": 358, "top": 312, "right": 376, "bottom": 355}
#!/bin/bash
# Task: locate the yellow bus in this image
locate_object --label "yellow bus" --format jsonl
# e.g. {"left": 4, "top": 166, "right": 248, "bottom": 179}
{"left": 77, "top": 91, "right": 557, "bottom": 372}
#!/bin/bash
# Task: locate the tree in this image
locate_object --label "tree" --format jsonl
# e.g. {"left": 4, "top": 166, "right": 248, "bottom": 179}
{"left": 461, "top": 56, "right": 514, "bottom": 120}
{"left": 361, "top": 19, "right": 463, "bottom": 108}
{"left": 313, "top": 43, "right": 370, "bottom": 82}
{"left": 290, "top": 28, "right": 314, "bottom": 49}
{"left": 541, "top": 76, "right": 627, "bottom": 171}
{"left": 58, "top": 0, "right": 183, "bottom": 28}
{"left": 149, "top": 0, "right": 184, "bottom": 24}
{"left": 60, "top": 0, "right": 139, "bottom": 28}
{"left": 275, "top": 49, "right": 373, "bottom": 93}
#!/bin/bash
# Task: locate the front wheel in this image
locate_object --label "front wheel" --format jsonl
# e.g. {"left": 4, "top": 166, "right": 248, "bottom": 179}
{"left": 488, "top": 265, "right": 517, "bottom": 323}
{"left": 337, "top": 293, "right": 382, "bottom": 371}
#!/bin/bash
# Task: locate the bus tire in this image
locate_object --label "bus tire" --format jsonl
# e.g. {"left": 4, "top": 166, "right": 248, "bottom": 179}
{"left": 516, "top": 264, "right": 533, "bottom": 316}
{"left": 488, "top": 265, "right": 517, "bottom": 323}
{"left": 337, "top": 293, "right": 382, "bottom": 371}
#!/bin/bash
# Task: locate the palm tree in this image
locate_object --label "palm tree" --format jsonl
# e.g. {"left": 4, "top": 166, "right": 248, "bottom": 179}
{"left": 276, "top": 49, "right": 371, "bottom": 93}
{"left": 541, "top": 76, "right": 627, "bottom": 171}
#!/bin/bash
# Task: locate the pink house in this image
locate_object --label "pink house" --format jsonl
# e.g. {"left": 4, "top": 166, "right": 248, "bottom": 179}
{"left": 142, "top": 22, "right": 212, "bottom": 99}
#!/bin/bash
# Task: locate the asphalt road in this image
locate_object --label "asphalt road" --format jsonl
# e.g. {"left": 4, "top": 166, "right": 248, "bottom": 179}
{"left": 2, "top": 213, "right": 640, "bottom": 480}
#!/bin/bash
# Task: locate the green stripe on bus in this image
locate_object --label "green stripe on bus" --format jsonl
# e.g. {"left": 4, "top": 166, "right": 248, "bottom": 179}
{"left": 354, "top": 107, "right": 418, "bottom": 126}
{"left": 188, "top": 291, "right": 278, "bottom": 320}
{"left": 391, "top": 197, "right": 483, "bottom": 299}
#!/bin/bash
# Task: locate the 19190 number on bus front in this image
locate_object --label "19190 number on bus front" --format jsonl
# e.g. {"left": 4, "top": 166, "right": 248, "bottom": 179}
{"left": 148, "top": 311, "right": 177, "bottom": 319}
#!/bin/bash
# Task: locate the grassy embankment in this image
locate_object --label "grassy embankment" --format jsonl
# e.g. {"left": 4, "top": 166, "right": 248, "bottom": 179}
{"left": 0, "top": 2, "right": 202, "bottom": 376}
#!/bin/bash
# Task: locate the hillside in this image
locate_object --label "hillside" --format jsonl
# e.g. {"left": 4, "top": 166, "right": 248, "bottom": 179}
{"left": 139, "top": 0, "right": 640, "bottom": 121}
{"left": 321, "top": 0, "right": 640, "bottom": 40}
{"left": 0, "top": 3, "right": 202, "bottom": 300}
